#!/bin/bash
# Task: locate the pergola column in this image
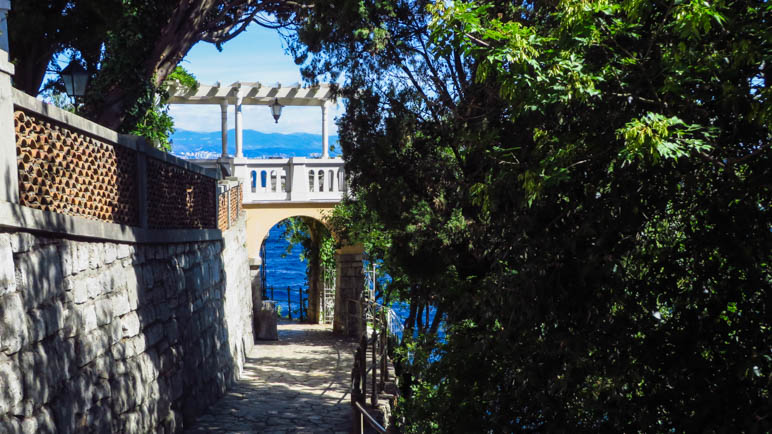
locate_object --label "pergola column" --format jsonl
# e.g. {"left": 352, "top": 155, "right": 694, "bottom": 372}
{"left": 0, "top": 0, "right": 10, "bottom": 53}
{"left": 220, "top": 100, "right": 228, "bottom": 157}
{"left": 235, "top": 94, "right": 244, "bottom": 158}
{"left": 321, "top": 102, "right": 330, "bottom": 159}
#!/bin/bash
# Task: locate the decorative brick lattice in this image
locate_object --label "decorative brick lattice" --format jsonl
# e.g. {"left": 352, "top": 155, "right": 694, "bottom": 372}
{"left": 217, "top": 191, "right": 229, "bottom": 230}
{"left": 146, "top": 158, "right": 216, "bottom": 229}
{"left": 14, "top": 110, "right": 139, "bottom": 225}
{"left": 230, "top": 185, "right": 239, "bottom": 223}
{"left": 238, "top": 184, "right": 243, "bottom": 211}
{"left": 216, "top": 183, "right": 243, "bottom": 231}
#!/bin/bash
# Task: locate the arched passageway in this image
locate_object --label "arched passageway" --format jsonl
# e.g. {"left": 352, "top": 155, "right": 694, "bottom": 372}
{"left": 243, "top": 202, "right": 336, "bottom": 264}
{"left": 244, "top": 202, "right": 365, "bottom": 337}
{"left": 259, "top": 216, "right": 335, "bottom": 325}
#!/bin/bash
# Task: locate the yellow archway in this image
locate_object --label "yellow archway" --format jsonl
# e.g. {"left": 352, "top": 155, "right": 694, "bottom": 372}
{"left": 245, "top": 201, "right": 337, "bottom": 324}
{"left": 245, "top": 201, "right": 364, "bottom": 335}
{"left": 244, "top": 201, "right": 337, "bottom": 267}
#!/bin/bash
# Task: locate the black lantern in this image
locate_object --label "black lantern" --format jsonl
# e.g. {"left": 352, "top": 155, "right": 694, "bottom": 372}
{"left": 270, "top": 98, "right": 283, "bottom": 123}
{"left": 60, "top": 60, "right": 89, "bottom": 99}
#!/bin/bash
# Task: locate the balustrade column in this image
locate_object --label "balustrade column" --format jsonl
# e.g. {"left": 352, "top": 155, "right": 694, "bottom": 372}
{"left": 220, "top": 101, "right": 228, "bottom": 157}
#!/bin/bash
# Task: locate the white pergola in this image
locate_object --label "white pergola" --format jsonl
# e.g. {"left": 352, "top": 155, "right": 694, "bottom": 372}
{"left": 168, "top": 81, "right": 335, "bottom": 159}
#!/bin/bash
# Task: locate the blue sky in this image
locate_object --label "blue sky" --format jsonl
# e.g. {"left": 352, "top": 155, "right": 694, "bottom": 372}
{"left": 169, "top": 25, "right": 341, "bottom": 135}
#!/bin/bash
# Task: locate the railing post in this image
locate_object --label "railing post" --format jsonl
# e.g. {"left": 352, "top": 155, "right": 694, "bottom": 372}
{"left": 380, "top": 311, "right": 388, "bottom": 388}
{"left": 371, "top": 330, "right": 378, "bottom": 406}
{"left": 360, "top": 333, "right": 367, "bottom": 400}
{"left": 352, "top": 352, "right": 363, "bottom": 434}
{"left": 0, "top": 49, "right": 17, "bottom": 204}
{"left": 287, "top": 286, "right": 292, "bottom": 320}
{"left": 299, "top": 286, "right": 304, "bottom": 321}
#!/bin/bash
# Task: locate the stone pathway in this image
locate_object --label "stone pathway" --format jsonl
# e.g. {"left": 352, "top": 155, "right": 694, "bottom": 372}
{"left": 184, "top": 321, "right": 356, "bottom": 433}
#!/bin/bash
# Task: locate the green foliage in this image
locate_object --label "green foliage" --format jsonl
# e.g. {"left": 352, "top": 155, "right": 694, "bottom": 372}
{"left": 128, "top": 67, "right": 198, "bottom": 151}
{"left": 279, "top": 216, "right": 336, "bottom": 283}
{"left": 290, "top": 0, "right": 771, "bottom": 431}
{"left": 616, "top": 112, "right": 713, "bottom": 165}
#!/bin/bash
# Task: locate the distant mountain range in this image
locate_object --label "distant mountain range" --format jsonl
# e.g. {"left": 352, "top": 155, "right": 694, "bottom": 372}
{"left": 170, "top": 129, "right": 340, "bottom": 159}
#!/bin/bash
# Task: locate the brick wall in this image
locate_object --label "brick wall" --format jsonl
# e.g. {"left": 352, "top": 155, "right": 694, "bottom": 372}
{"left": 229, "top": 185, "right": 239, "bottom": 224}
{"left": 12, "top": 107, "right": 221, "bottom": 231}
{"left": 216, "top": 182, "right": 243, "bottom": 231}
{"left": 146, "top": 158, "right": 216, "bottom": 229}
{"left": 217, "top": 193, "right": 229, "bottom": 231}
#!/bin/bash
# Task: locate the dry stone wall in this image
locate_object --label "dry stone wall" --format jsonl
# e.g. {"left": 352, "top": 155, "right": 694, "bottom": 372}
{"left": 0, "top": 216, "right": 253, "bottom": 433}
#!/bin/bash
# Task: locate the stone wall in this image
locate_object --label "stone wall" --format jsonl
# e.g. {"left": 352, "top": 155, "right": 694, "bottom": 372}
{"left": 333, "top": 246, "right": 365, "bottom": 338}
{"left": 0, "top": 215, "right": 253, "bottom": 433}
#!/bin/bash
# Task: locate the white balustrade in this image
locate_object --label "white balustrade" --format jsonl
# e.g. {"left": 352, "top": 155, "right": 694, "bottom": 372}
{"left": 190, "top": 157, "right": 346, "bottom": 203}
{"left": 232, "top": 158, "right": 290, "bottom": 202}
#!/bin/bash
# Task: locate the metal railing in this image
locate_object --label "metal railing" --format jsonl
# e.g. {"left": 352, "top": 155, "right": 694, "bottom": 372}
{"left": 262, "top": 285, "right": 308, "bottom": 321}
{"left": 354, "top": 401, "right": 387, "bottom": 433}
{"left": 351, "top": 300, "right": 395, "bottom": 433}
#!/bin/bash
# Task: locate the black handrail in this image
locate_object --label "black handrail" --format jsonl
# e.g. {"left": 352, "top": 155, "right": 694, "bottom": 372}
{"left": 354, "top": 401, "right": 387, "bottom": 433}
{"left": 351, "top": 300, "right": 398, "bottom": 433}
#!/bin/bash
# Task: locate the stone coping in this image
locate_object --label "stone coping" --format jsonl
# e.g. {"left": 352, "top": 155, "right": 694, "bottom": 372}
{"left": 11, "top": 88, "right": 219, "bottom": 180}
{"left": 242, "top": 200, "right": 342, "bottom": 206}
{"left": 0, "top": 200, "right": 225, "bottom": 244}
{"left": 0, "top": 51, "right": 14, "bottom": 76}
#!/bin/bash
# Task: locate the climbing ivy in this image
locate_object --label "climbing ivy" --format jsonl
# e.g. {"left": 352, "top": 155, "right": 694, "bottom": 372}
{"left": 128, "top": 66, "right": 198, "bottom": 151}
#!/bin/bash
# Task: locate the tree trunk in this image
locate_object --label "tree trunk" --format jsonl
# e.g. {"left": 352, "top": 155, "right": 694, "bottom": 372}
{"left": 93, "top": 0, "right": 219, "bottom": 130}
{"left": 7, "top": 0, "right": 69, "bottom": 95}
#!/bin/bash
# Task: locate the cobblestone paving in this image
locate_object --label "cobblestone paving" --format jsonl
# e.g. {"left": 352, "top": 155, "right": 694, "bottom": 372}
{"left": 185, "top": 321, "right": 357, "bottom": 433}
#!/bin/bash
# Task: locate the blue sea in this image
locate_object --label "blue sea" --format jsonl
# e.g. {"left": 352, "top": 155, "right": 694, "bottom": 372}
{"left": 262, "top": 225, "right": 309, "bottom": 319}
{"left": 262, "top": 224, "right": 438, "bottom": 339}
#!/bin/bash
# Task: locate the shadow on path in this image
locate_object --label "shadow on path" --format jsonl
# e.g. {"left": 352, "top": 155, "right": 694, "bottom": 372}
{"left": 184, "top": 320, "right": 357, "bottom": 433}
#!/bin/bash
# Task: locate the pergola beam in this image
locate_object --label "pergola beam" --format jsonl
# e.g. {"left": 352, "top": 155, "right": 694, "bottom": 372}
{"left": 169, "top": 81, "right": 336, "bottom": 159}
{"left": 168, "top": 81, "right": 334, "bottom": 107}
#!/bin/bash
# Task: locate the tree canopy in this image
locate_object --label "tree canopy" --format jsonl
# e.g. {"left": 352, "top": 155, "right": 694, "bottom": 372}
{"left": 294, "top": 0, "right": 770, "bottom": 431}
{"left": 8, "top": 0, "right": 310, "bottom": 135}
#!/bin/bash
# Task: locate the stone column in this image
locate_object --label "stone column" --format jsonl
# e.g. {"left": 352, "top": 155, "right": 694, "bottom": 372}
{"left": 234, "top": 95, "right": 243, "bottom": 158}
{"left": 0, "top": 50, "right": 17, "bottom": 204}
{"left": 321, "top": 102, "right": 330, "bottom": 159}
{"left": 220, "top": 100, "right": 228, "bottom": 157}
{"left": 0, "top": 1, "right": 10, "bottom": 53}
{"left": 333, "top": 244, "right": 365, "bottom": 337}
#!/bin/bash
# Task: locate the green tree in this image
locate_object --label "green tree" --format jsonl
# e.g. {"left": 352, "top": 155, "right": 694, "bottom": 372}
{"left": 279, "top": 216, "right": 336, "bottom": 319}
{"left": 128, "top": 66, "right": 199, "bottom": 151}
{"left": 8, "top": 0, "right": 312, "bottom": 132}
{"left": 288, "top": 0, "right": 771, "bottom": 431}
